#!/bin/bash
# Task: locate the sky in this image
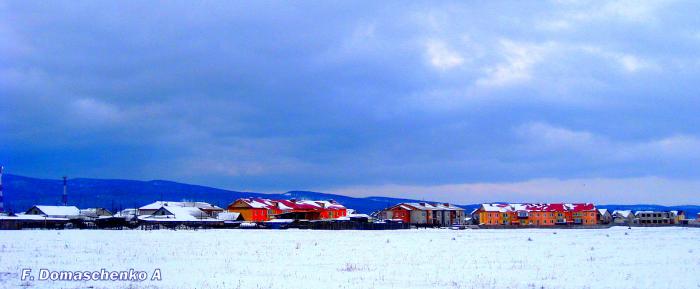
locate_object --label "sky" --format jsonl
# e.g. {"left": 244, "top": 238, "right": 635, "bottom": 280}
{"left": 2, "top": 1, "right": 700, "bottom": 205}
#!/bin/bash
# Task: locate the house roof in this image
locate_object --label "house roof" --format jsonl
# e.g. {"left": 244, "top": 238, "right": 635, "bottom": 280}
{"left": 79, "top": 208, "right": 113, "bottom": 217}
{"left": 612, "top": 210, "right": 632, "bottom": 218}
{"left": 313, "top": 200, "right": 346, "bottom": 210}
{"left": 139, "top": 201, "right": 222, "bottom": 211}
{"left": 28, "top": 205, "right": 80, "bottom": 217}
{"left": 386, "top": 202, "right": 464, "bottom": 211}
{"left": 139, "top": 206, "right": 217, "bottom": 222}
{"left": 431, "top": 203, "right": 465, "bottom": 211}
{"left": 281, "top": 200, "right": 322, "bottom": 210}
{"left": 231, "top": 198, "right": 347, "bottom": 211}
{"left": 479, "top": 203, "right": 596, "bottom": 213}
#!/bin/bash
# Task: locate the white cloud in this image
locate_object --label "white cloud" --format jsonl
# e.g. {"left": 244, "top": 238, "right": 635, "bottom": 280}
{"left": 477, "top": 39, "right": 552, "bottom": 87}
{"left": 541, "top": 0, "right": 669, "bottom": 31}
{"left": 517, "top": 122, "right": 597, "bottom": 149}
{"left": 330, "top": 176, "right": 700, "bottom": 205}
{"left": 578, "top": 45, "right": 655, "bottom": 73}
{"left": 425, "top": 39, "right": 464, "bottom": 70}
{"left": 517, "top": 122, "right": 700, "bottom": 161}
{"left": 70, "top": 98, "right": 123, "bottom": 124}
{"left": 617, "top": 54, "right": 650, "bottom": 72}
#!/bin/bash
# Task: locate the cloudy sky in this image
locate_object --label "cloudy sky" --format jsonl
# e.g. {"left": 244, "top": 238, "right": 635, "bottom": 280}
{"left": 2, "top": 1, "right": 700, "bottom": 204}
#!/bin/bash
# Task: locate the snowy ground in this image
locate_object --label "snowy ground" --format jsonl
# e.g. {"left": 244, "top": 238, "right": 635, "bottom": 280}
{"left": 0, "top": 227, "right": 698, "bottom": 289}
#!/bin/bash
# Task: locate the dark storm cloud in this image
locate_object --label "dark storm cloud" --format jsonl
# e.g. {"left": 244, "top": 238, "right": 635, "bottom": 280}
{"left": 2, "top": 1, "right": 700, "bottom": 204}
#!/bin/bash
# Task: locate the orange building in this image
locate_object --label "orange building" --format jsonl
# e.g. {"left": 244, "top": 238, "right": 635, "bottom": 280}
{"left": 476, "top": 203, "right": 597, "bottom": 226}
{"left": 226, "top": 198, "right": 281, "bottom": 222}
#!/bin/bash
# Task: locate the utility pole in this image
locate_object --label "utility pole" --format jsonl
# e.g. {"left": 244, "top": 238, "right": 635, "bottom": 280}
{"left": 0, "top": 166, "right": 4, "bottom": 213}
{"left": 62, "top": 176, "right": 68, "bottom": 206}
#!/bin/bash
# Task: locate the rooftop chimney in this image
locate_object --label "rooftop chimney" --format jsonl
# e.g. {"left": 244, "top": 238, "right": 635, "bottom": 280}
{"left": 62, "top": 176, "right": 68, "bottom": 206}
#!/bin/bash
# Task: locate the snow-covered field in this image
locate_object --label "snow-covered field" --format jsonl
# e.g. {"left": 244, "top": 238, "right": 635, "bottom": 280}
{"left": 0, "top": 227, "right": 698, "bottom": 289}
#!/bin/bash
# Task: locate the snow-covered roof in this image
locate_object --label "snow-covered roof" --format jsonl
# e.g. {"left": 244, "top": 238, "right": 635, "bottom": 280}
{"left": 612, "top": 210, "right": 632, "bottom": 218}
{"left": 404, "top": 202, "right": 438, "bottom": 210}
{"left": 480, "top": 203, "right": 512, "bottom": 212}
{"left": 479, "top": 203, "right": 597, "bottom": 213}
{"left": 229, "top": 198, "right": 277, "bottom": 209}
{"left": 386, "top": 202, "right": 464, "bottom": 211}
{"left": 114, "top": 208, "right": 137, "bottom": 217}
{"left": 598, "top": 209, "right": 609, "bottom": 215}
{"left": 232, "top": 198, "right": 347, "bottom": 211}
{"left": 139, "top": 201, "right": 223, "bottom": 211}
{"left": 27, "top": 205, "right": 80, "bottom": 217}
{"left": 313, "top": 200, "right": 346, "bottom": 209}
{"left": 79, "top": 208, "right": 113, "bottom": 217}
{"left": 139, "top": 206, "right": 218, "bottom": 222}
{"left": 431, "top": 203, "right": 465, "bottom": 211}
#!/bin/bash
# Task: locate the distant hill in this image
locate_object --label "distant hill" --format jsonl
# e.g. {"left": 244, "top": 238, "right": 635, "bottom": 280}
{"left": 1, "top": 174, "right": 697, "bottom": 216}
{"left": 1, "top": 174, "right": 473, "bottom": 214}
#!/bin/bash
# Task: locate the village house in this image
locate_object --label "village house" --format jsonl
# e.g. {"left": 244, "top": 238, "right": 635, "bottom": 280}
{"left": 597, "top": 209, "right": 612, "bottom": 224}
{"left": 612, "top": 210, "right": 634, "bottom": 225}
{"left": 25, "top": 205, "right": 81, "bottom": 219}
{"left": 273, "top": 199, "right": 348, "bottom": 220}
{"left": 475, "top": 203, "right": 598, "bottom": 226}
{"left": 669, "top": 210, "right": 685, "bottom": 224}
{"left": 138, "top": 201, "right": 223, "bottom": 217}
{"left": 79, "top": 208, "right": 113, "bottom": 219}
{"left": 379, "top": 202, "right": 465, "bottom": 226}
{"left": 634, "top": 211, "right": 672, "bottom": 225}
{"left": 226, "top": 198, "right": 281, "bottom": 222}
{"left": 226, "top": 198, "right": 348, "bottom": 222}
{"left": 139, "top": 206, "right": 218, "bottom": 222}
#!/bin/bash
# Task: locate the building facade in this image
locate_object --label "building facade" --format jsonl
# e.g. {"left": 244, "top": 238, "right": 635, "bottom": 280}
{"left": 226, "top": 198, "right": 347, "bottom": 222}
{"left": 634, "top": 211, "right": 672, "bottom": 225}
{"left": 475, "top": 203, "right": 598, "bottom": 226}
{"left": 379, "top": 202, "right": 465, "bottom": 226}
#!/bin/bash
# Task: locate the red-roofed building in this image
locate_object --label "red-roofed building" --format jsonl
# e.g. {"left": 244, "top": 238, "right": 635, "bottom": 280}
{"left": 379, "top": 202, "right": 465, "bottom": 225}
{"left": 226, "top": 198, "right": 347, "bottom": 221}
{"left": 475, "top": 203, "right": 598, "bottom": 226}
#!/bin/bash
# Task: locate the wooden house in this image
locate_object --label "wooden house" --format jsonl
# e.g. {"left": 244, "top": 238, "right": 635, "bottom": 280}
{"left": 612, "top": 210, "right": 634, "bottom": 225}
{"left": 597, "top": 209, "right": 612, "bottom": 224}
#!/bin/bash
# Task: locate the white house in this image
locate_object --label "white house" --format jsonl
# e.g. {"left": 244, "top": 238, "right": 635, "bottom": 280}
{"left": 138, "top": 206, "right": 218, "bottom": 223}
{"left": 25, "top": 205, "right": 81, "bottom": 219}
{"left": 597, "top": 209, "right": 612, "bottom": 224}
{"left": 612, "top": 210, "right": 634, "bottom": 225}
{"left": 138, "top": 201, "right": 223, "bottom": 217}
